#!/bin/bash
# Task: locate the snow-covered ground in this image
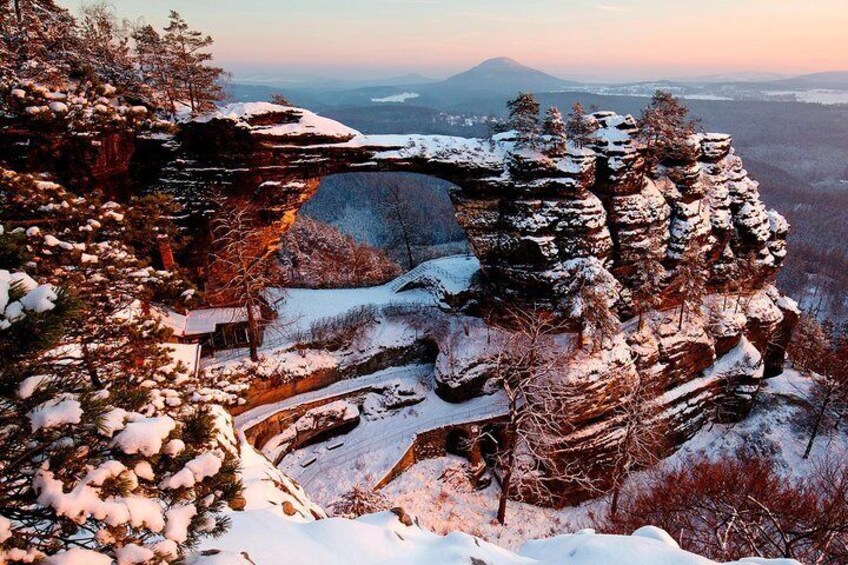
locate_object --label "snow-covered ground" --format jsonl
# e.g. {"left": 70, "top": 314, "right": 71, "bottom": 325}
{"left": 192, "top": 254, "right": 821, "bottom": 565}
{"left": 669, "top": 368, "right": 848, "bottom": 475}
{"left": 276, "top": 374, "right": 507, "bottom": 507}
{"left": 193, "top": 435, "right": 801, "bottom": 565}
{"left": 382, "top": 455, "right": 595, "bottom": 550}
{"left": 265, "top": 254, "right": 477, "bottom": 343}
{"left": 201, "top": 254, "right": 478, "bottom": 371}
{"left": 373, "top": 369, "right": 845, "bottom": 553}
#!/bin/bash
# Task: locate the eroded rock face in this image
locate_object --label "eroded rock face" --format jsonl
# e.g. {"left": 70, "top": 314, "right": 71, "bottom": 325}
{"left": 153, "top": 102, "right": 789, "bottom": 314}
{"left": 157, "top": 104, "right": 798, "bottom": 510}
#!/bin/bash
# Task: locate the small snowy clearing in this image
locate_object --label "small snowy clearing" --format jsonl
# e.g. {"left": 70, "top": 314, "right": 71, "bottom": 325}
{"left": 372, "top": 92, "right": 420, "bottom": 103}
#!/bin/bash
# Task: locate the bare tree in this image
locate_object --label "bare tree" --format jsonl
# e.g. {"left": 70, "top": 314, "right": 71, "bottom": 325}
{"left": 603, "top": 454, "right": 848, "bottom": 564}
{"left": 489, "top": 308, "right": 595, "bottom": 524}
{"left": 607, "top": 373, "right": 667, "bottom": 519}
{"left": 732, "top": 252, "right": 761, "bottom": 314}
{"left": 208, "top": 200, "right": 277, "bottom": 361}
{"left": 788, "top": 316, "right": 848, "bottom": 459}
{"left": 381, "top": 182, "right": 421, "bottom": 270}
{"left": 78, "top": 2, "right": 135, "bottom": 88}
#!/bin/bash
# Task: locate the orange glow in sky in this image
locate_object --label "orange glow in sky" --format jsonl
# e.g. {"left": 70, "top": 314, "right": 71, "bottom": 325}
{"left": 79, "top": 0, "right": 848, "bottom": 80}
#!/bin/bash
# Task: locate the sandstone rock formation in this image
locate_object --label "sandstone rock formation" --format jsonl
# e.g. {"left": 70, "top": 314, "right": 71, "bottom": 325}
{"left": 144, "top": 102, "right": 798, "bottom": 505}
{"left": 4, "top": 98, "right": 799, "bottom": 507}
{"left": 3, "top": 98, "right": 789, "bottom": 314}
{"left": 151, "top": 102, "right": 788, "bottom": 315}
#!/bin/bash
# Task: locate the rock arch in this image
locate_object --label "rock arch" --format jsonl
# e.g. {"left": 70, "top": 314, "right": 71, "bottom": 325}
{"left": 160, "top": 102, "right": 788, "bottom": 311}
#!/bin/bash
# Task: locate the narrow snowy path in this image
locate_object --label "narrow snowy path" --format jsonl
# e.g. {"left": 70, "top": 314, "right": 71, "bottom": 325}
{"left": 280, "top": 388, "right": 508, "bottom": 507}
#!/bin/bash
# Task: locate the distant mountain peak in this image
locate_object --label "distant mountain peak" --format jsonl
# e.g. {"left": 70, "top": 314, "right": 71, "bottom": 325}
{"left": 444, "top": 57, "right": 577, "bottom": 89}
{"left": 474, "top": 56, "right": 527, "bottom": 69}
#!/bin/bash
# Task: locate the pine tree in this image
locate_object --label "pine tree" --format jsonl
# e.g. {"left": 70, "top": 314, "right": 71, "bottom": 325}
{"left": 270, "top": 93, "right": 292, "bottom": 106}
{"left": 672, "top": 250, "right": 709, "bottom": 330}
{"left": 630, "top": 257, "right": 667, "bottom": 329}
{"left": 162, "top": 11, "right": 225, "bottom": 115}
{"left": 542, "top": 106, "right": 568, "bottom": 157}
{"left": 330, "top": 487, "right": 389, "bottom": 518}
{"left": 0, "top": 0, "right": 79, "bottom": 81}
{"left": 0, "top": 170, "right": 241, "bottom": 563}
{"left": 560, "top": 258, "right": 621, "bottom": 351}
{"left": 565, "top": 102, "right": 598, "bottom": 148}
{"left": 637, "top": 90, "right": 700, "bottom": 171}
{"left": 506, "top": 92, "right": 540, "bottom": 149}
{"left": 132, "top": 23, "right": 178, "bottom": 112}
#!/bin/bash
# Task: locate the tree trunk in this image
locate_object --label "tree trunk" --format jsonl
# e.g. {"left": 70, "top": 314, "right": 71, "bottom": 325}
{"left": 637, "top": 311, "right": 644, "bottom": 331}
{"left": 81, "top": 341, "right": 103, "bottom": 389}
{"left": 610, "top": 484, "right": 622, "bottom": 520}
{"left": 497, "top": 430, "right": 516, "bottom": 525}
{"left": 245, "top": 295, "right": 260, "bottom": 363}
{"left": 803, "top": 390, "right": 831, "bottom": 459}
{"left": 402, "top": 229, "right": 414, "bottom": 270}
{"left": 610, "top": 426, "right": 632, "bottom": 520}
{"left": 678, "top": 299, "right": 686, "bottom": 330}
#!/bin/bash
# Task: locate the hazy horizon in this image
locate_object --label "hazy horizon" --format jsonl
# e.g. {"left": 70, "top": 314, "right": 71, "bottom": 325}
{"left": 60, "top": 0, "right": 848, "bottom": 83}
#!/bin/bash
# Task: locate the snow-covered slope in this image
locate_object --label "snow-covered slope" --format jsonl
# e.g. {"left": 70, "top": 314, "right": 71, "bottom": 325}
{"left": 193, "top": 440, "right": 800, "bottom": 565}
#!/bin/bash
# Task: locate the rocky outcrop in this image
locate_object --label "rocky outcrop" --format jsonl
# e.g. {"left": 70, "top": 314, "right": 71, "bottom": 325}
{"left": 0, "top": 81, "right": 157, "bottom": 192}
{"left": 9, "top": 96, "right": 797, "bottom": 507}
{"left": 428, "top": 287, "right": 795, "bottom": 506}
{"left": 159, "top": 102, "right": 797, "bottom": 507}
{"left": 150, "top": 102, "right": 789, "bottom": 315}
{"left": 258, "top": 400, "right": 361, "bottom": 464}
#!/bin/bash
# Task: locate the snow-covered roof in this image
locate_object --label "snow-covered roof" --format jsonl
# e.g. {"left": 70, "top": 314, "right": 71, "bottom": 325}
{"left": 157, "top": 307, "right": 254, "bottom": 337}
{"left": 185, "top": 308, "right": 252, "bottom": 335}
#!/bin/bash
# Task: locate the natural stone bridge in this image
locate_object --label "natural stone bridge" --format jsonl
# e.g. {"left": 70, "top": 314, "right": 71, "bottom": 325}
{"left": 157, "top": 102, "right": 789, "bottom": 312}
{"left": 154, "top": 102, "right": 798, "bottom": 505}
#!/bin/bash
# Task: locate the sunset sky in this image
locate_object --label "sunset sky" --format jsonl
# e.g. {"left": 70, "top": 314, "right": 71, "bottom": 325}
{"left": 72, "top": 0, "right": 848, "bottom": 81}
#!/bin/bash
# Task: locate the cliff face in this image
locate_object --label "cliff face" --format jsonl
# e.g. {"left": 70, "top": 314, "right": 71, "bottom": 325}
{"left": 155, "top": 103, "right": 788, "bottom": 311}
{"left": 5, "top": 98, "right": 787, "bottom": 313}
{"left": 0, "top": 81, "right": 155, "bottom": 193}
{"left": 151, "top": 102, "right": 797, "bottom": 505}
